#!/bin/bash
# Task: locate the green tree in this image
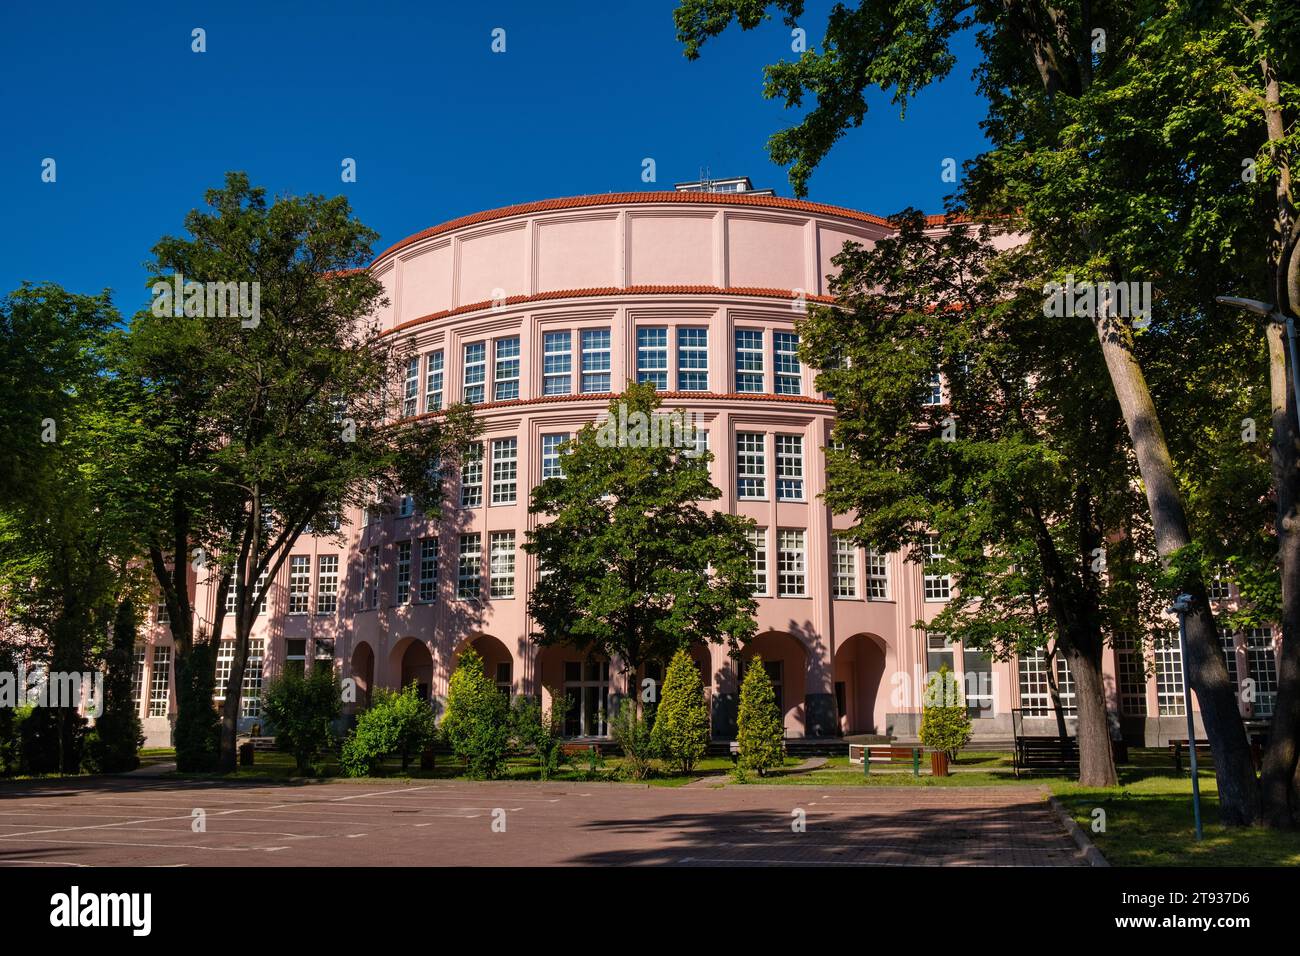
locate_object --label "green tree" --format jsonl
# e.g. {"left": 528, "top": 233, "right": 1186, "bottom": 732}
{"left": 84, "top": 598, "right": 145, "bottom": 773}
{"left": 510, "top": 691, "right": 569, "bottom": 781}
{"left": 440, "top": 647, "right": 511, "bottom": 779}
{"left": 651, "top": 648, "right": 710, "bottom": 774}
{"left": 261, "top": 666, "right": 343, "bottom": 774}
{"left": 736, "top": 656, "right": 784, "bottom": 776}
{"left": 121, "top": 173, "right": 477, "bottom": 772}
{"left": 920, "top": 665, "right": 973, "bottom": 761}
{"left": 524, "top": 383, "right": 757, "bottom": 720}
{"left": 339, "top": 683, "right": 438, "bottom": 777}
{"left": 609, "top": 698, "right": 657, "bottom": 780}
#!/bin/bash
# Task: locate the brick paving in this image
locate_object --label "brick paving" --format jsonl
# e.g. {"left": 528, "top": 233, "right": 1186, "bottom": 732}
{"left": 0, "top": 777, "right": 1085, "bottom": 867}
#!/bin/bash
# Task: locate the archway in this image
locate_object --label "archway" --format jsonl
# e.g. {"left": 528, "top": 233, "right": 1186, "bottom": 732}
{"left": 738, "top": 631, "right": 809, "bottom": 737}
{"left": 391, "top": 637, "right": 434, "bottom": 702}
{"left": 350, "top": 641, "right": 375, "bottom": 712}
{"left": 834, "top": 634, "right": 888, "bottom": 735}
{"left": 459, "top": 634, "right": 515, "bottom": 697}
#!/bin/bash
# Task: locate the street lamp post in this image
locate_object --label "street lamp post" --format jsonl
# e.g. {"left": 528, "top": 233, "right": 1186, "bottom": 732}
{"left": 1168, "top": 593, "right": 1204, "bottom": 842}
{"left": 1215, "top": 295, "right": 1300, "bottom": 420}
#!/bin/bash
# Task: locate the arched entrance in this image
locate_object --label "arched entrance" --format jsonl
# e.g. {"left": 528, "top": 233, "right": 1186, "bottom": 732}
{"left": 350, "top": 642, "right": 374, "bottom": 711}
{"left": 392, "top": 638, "right": 434, "bottom": 702}
{"left": 459, "top": 634, "right": 515, "bottom": 697}
{"left": 834, "top": 634, "right": 888, "bottom": 735}
{"left": 738, "top": 631, "right": 809, "bottom": 737}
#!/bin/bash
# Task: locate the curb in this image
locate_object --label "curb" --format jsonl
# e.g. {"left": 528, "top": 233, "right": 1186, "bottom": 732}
{"left": 1047, "top": 794, "right": 1110, "bottom": 867}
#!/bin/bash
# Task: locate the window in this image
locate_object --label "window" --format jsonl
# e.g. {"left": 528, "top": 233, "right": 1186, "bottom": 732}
{"left": 495, "top": 661, "right": 513, "bottom": 697}
{"left": 775, "top": 434, "right": 804, "bottom": 500}
{"left": 923, "top": 369, "right": 944, "bottom": 406}
{"left": 418, "top": 538, "right": 438, "bottom": 601}
{"left": 926, "top": 632, "right": 955, "bottom": 675}
{"left": 922, "top": 535, "right": 950, "bottom": 601}
{"left": 398, "top": 494, "right": 414, "bottom": 518}
{"left": 581, "top": 329, "right": 611, "bottom": 393}
{"left": 224, "top": 569, "right": 269, "bottom": 615}
{"left": 314, "top": 639, "right": 335, "bottom": 674}
{"left": 315, "top": 554, "right": 338, "bottom": 614}
{"left": 677, "top": 327, "right": 708, "bottom": 391}
{"left": 541, "top": 433, "right": 569, "bottom": 480}
{"left": 149, "top": 646, "right": 171, "bottom": 717}
{"left": 494, "top": 337, "right": 520, "bottom": 401}
{"left": 424, "top": 350, "right": 444, "bottom": 412}
{"left": 285, "top": 639, "right": 307, "bottom": 677}
{"left": 131, "top": 646, "right": 146, "bottom": 711}
{"left": 367, "top": 546, "right": 380, "bottom": 610}
{"left": 777, "top": 529, "right": 806, "bottom": 597}
{"left": 1055, "top": 655, "right": 1077, "bottom": 716}
{"left": 735, "top": 329, "right": 764, "bottom": 392}
{"left": 155, "top": 601, "right": 169, "bottom": 625}
{"left": 964, "top": 646, "right": 994, "bottom": 717}
{"left": 490, "top": 531, "right": 515, "bottom": 598}
{"left": 1207, "top": 566, "right": 1232, "bottom": 601}
{"left": 736, "top": 432, "right": 766, "bottom": 498}
{"left": 773, "top": 331, "right": 800, "bottom": 395}
{"left": 1018, "top": 650, "right": 1051, "bottom": 716}
{"left": 460, "top": 442, "right": 484, "bottom": 508}
{"left": 563, "top": 660, "right": 610, "bottom": 737}
{"left": 543, "top": 331, "right": 572, "bottom": 396}
{"left": 288, "top": 556, "right": 310, "bottom": 614}
{"left": 867, "top": 549, "right": 889, "bottom": 600}
{"left": 241, "top": 639, "right": 264, "bottom": 718}
{"left": 1218, "top": 626, "right": 1239, "bottom": 687}
{"left": 1245, "top": 627, "right": 1277, "bottom": 717}
{"left": 403, "top": 355, "right": 420, "bottom": 417}
{"left": 458, "top": 533, "right": 482, "bottom": 599}
{"left": 463, "top": 341, "right": 486, "bottom": 404}
{"left": 395, "top": 540, "right": 412, "bottom": 605}
{"left": 1115, "top": 633, "right": 1147, "bottom": 716}
{"left": 745, "top": 527, "right": 768, "bottom": 595}
{"left": 832, "top": 534, "right": 857, "bottom": 598}
{"left": 213, "top": 640, "right": 233, "bottom": 703}
{"left": 491, "top": 438, "right": 517, "bottom": 504}
{"left": 636, "top": 327, "right": 668, "bottom": 389}
{"left": 1154, "top": 637, "right": 1185, "bottom": 716}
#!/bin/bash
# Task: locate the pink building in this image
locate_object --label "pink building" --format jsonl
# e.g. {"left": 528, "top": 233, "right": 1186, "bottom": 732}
{"left": 133, "top": 180, "right": 1280, "bottom": 748}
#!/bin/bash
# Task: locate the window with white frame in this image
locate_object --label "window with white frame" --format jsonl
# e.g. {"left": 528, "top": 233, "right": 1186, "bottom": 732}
{"left": 458, "top": 533, "right": 482, "bottom": 599}
{"left": 677, "top": 327, "right": 708, "bottom": 391}
{"left": 403, "top": 355, "right": 420, "bottom": 417}
{"left": 288, "top": 555, "right": 310, "bottom": 614}
{"left": 1054, "top": 655, "right": 1077, "bottom": 716}
{"left": 832, "top": 534, "right": 857, "bottom": 598}
{"left": 581, "top": 329, "right": 611, "bottom": 393}
{"left": 745, "top": 527, "right": 768, "bottom": 595}
{"left": 213, "top": 640, "right": 233, "bottom": 703}
{"left": 460, "top": 442, "right": 484, "bottom": 508}
{"left": 563, "top": 660, "right": 610, "bottom": 737}
{"left": 1218, "top": 625, "right": 1239, "bottom": 687}
{"left": 541, "top": 433, "right": 569, "bottom": 480}
{"left": 490, "top": 531, "right": 515, "bottom": 598}
{"left": 773, "top": 331, "right": 800, "bottom": 395}
{"left": 736, "top": 432, "right": 766, "bottom": 498}
{"left": 777, "top": 529, "right": 806, "bottom": 597}
{"left": 926, "top": 632, "right": 955, "bottom": 674}
{"left": 735, "top": 329, "right": 764, "bottom": 392}
{"left": 395, "top": 540, "right": 412, "bottom": 605}
{"left": 241, "top": 639, "right": 264, "bottom": 718}
{"left": 1017, "top": 650, "right": 1051, "bottom": 716}
{"left": 636, "top": 327, "right": 668, "bottom": 389}
{"left": 315, "top": 554, "right": 338, "bottom": 614}
{"left": 491, "top": 438, "right": 517, "bottom": 504}
{"left": 1154, "top": 637, "right": 1185, "bottom": 716}
{"left": 775, "top": 434, "right": 804, "bottom": 500}
{"left": 397, "top": 494, "right": 414, "bottom": 518}
{"left": 424, "top": 350, "right": 444, "bottom": 412}
{"left": 922, "top": 535, "right": 950, "bottom": 601}
{"left": 923, "top": 368, "right": 944, "bottom": 406}
{"left": 1245, "top": 627, "right": 1277, "bottom": 716}
{"left": 418, "top": 538, "right": 438, "bottom": 602}
{"left": 1207, "top": 566, "right": 1232, "bottom": 601}
{"left": 463, "top": 341, "right": 486, "bottom": 404}
{"left": 1115, "top": 632, "right": 1147, "bottom": 716}
{"left": 149, "top": 646, "right": 171, "bottom": 717}
{"left": 224, "top": 569, "right": 269, "bottom": 615}
{"left": 156, "top": 600, "right": 169, "bottom": 625}
{"left": 494, "top": 337, "right": 520, "bottom": 401}
{"left": 367, "top": 546, "right": 380, "bottom": 610}
{"left": 867, "top": 548, "right": 889, "bottom": 600}
{"left": 131, "top": 646, "right": 146, "bottom": 711}
{"left": 543, "top": 330, "right": 572, "bottom": 396}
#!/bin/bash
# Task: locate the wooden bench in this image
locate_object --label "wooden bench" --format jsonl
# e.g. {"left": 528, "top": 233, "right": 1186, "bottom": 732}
{"left": 1170, "top": 738, "right": 1212, "bottom": 772}
{"left": 1013, "top": 736, "right": 1078, "bottom": 777}
{"left": 848, "top": 744, "right": 922, "bottom": 777}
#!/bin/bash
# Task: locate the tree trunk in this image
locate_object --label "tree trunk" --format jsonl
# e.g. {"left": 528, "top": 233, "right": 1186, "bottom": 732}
{"left": 1063, "top": 637, "right": 1117, "bottom": 787}
{"left": 1093, "top": 317, "right": 1259, "bottom": 824}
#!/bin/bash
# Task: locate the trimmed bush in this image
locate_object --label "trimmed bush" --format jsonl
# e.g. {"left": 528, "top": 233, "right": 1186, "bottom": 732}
{"left": 439, "top": 648, "right": 511, "bottom": 779}
{"left": 736, "top": 656, "right": 784, "bottom": 776}
{"left": 340, "top": 683, "right": 437, "bottom": 777}
{"left": 262, "top": 666, "right": 342, "bottom": 774}
{"left": 650, "top": 649, "right": 710, "bottom": 774}
{"left": 609, "top": 697, "right": 656, "bottom": 780}
{"left": 920, "top": 664, "right": 972, "bottom": 759}
{"left": 510, "top": 691, "right": 568, "bottom": 780}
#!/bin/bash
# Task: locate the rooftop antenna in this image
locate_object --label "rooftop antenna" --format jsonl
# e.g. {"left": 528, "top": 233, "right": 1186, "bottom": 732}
{"left": 699, "top": 165, "right": 713, "bottom": 192}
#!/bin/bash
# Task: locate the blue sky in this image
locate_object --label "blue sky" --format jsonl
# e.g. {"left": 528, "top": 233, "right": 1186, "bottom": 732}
{"left": 0, "top": 1, "right": 989, "bottom": 317}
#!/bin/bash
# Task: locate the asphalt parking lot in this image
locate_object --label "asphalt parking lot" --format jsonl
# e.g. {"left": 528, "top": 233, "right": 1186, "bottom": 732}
{"left": 0, "top": 776, "right": 1086, "bottom": 867}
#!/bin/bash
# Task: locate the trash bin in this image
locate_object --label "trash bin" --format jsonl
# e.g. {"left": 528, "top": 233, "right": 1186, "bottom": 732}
{"left": 239, "top": 742, "right": 254, "bottom": 766}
